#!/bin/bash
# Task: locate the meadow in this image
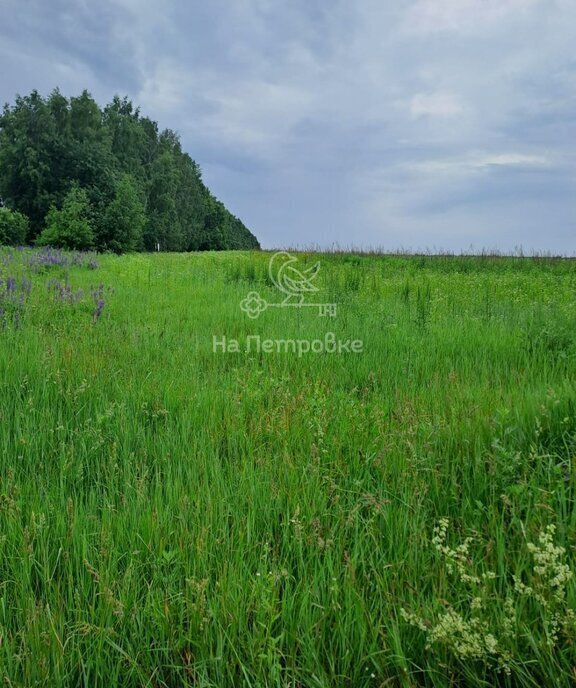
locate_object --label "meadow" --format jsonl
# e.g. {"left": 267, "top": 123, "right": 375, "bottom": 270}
{"left": 0, "top": 246, "right": 575, "bottom": 687}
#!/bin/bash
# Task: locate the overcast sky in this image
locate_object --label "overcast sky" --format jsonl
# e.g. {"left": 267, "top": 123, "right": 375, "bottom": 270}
{"left": 1, "top": 0, "right": 575, "bottom": 253}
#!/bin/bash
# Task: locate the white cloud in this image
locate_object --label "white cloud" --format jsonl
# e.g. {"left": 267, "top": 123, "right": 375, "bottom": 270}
{"left": 404, "top": 0, "right": 542, "bottom": 34}
{"left": 405, "top": 152, "right": 553, "bottom": 175}
{"left": 472, "top": 153, "right": 551, "bottom": 168}
{"left": 409, "top": 92, "right": 465, "bottom": 117}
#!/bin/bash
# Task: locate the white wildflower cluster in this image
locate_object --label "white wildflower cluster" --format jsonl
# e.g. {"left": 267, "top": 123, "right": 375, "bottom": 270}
{"left": 401, "top": 605, "right": 512, "bottom": 674}
{"left": 401, "top": 519, "right": 576, "bottom": 676}
{"left": 400, "top": 608, "right": 428, "bottom": 632}
{"left": 402, "top": 520, "right": 512, "bottom": 674}
{"left": 514, "top": 524, "right": 575, "bottom": 645}
{"left": 528, "top": 525, "right": 572, "bottom": 603}
{"left": 431, "top": 518, "right": 494, "bottom": 585}
{"left": 502, "top": 597, "right": 516, "bottom": 640}
{"left": 426, "top": 609, "right": 500, "bottom": 662}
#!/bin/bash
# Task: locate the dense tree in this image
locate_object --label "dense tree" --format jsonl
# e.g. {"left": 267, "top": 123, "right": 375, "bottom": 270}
{"left": 0, "top": 91, "right": 55, "bottom": 233}
{"left": 101, "top": 174, "right": 146, "bottom": 253}
{"left": 0, "top": 207, "right": 28, "bottom": 245}
{"left": 36, "top": 184, "right": 94, "bottom": 250}
{"left": 0, "top": 90, "right": 260, "bottom": 252}
{"left": 200, "top": 194, "right": 227, "bottom": 250}
{"left": 144, "top": 151, "right": 182, "bottom": 251}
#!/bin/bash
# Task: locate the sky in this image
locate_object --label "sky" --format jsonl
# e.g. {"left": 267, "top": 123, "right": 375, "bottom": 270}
{"left": 0, "top": 0, "right": 575, "bottom": 254}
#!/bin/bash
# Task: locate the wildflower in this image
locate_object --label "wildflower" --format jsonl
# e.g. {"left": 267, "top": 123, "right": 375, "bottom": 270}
{"left": 400, "top": 608, "right": 428, "bottom": 632}
{"left": 404, "top": 519, "right": 574, "bottom": 677}
{"left": 431, "top": 519, "right": 482, "bottom": 584}
{"left": 0, "top": 275, "right": 31, "bottom": 330}
{"left": 527, "top": 525, "right": 573, "bottom": 604}
{"left": 471, "top": 597, "right": 483, "bottom": 611}
{"left": 91, "top": 284, "right": 107, "bottom": 323}
{"left": 92, "top": 299, "right": 105, "bottom": 323}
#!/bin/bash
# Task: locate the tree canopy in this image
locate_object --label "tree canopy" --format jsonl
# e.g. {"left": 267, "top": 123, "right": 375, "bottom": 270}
{"left": 36, "top": 183, "right": 94, "bottom": 250}
{"left": 0, "top": 207, "right": 28, "bottom": 246}
{"left": 0, "top": 90, "right": 260, "bottom": 252}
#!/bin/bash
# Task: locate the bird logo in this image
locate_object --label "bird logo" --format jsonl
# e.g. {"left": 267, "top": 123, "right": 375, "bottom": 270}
{"left": 239, "top": 251, "right": 336, "bottom": 319}
{"left": 268, "top": 251, "right": 321, "bottom": 305}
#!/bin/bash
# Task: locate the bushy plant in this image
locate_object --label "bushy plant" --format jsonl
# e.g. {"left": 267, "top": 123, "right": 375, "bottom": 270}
{"left": 36, "top": 184, "right": 94, "bottom": 250}
{"left": 0, "top": 206, "right": 28, "bottom": 245}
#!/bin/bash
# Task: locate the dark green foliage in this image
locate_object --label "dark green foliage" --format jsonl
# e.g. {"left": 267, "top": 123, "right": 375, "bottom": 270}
{"left": 0, "top": 90, "right": 260, "bottom": 252}
{"left": 0, "top": 206, "right": 28, "bottom": 245}
{"left": 36, "top": 184, "right": 94, "bottom": 250}
{"left": 101, "top": 174, "right": 146, "bottom": 253}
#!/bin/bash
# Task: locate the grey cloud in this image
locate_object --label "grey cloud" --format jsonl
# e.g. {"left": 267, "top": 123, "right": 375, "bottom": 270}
{"left": 0, "top": 0, "right": 574, "bottom": 253}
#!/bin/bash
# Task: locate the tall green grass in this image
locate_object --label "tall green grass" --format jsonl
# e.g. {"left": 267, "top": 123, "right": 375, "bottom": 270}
{"left": 0, "top": 248, "right": 575, "bottom": 686}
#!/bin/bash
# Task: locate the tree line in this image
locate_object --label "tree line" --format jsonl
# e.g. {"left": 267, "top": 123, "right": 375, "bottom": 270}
{"left": 0, "top": 90, "right": 260, "bottom": 252}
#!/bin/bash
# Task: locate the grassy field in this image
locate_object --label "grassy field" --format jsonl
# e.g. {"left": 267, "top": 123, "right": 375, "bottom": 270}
{"left": 0, "top": 246, "right": 575, "bottom": 687}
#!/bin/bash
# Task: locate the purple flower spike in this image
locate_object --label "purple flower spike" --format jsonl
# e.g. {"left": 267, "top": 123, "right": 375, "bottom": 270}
{"left": 92, "top": 299, "right": 105, "bottom": 323}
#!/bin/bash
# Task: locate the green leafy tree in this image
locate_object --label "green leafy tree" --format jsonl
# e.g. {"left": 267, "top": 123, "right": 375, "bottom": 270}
{"left": 36, "top": 184, "right": 94, "bottom": 250}
{"left": 199, "top": 193, "right": 227, "bottom": 250}
{"left": 0, "top": 207, "right": 28, "bottom": 245}
{"left": 0, "top": 91, "right": 55, "bottom": 235}
{"left": 143, "top": 151, "right": 182, "bottom": 251}
{"left": 101, "top": 175, "right": 146, "bottom": 253}
{"left": 0, "top": 90, "right": 260, "bottom": 252}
